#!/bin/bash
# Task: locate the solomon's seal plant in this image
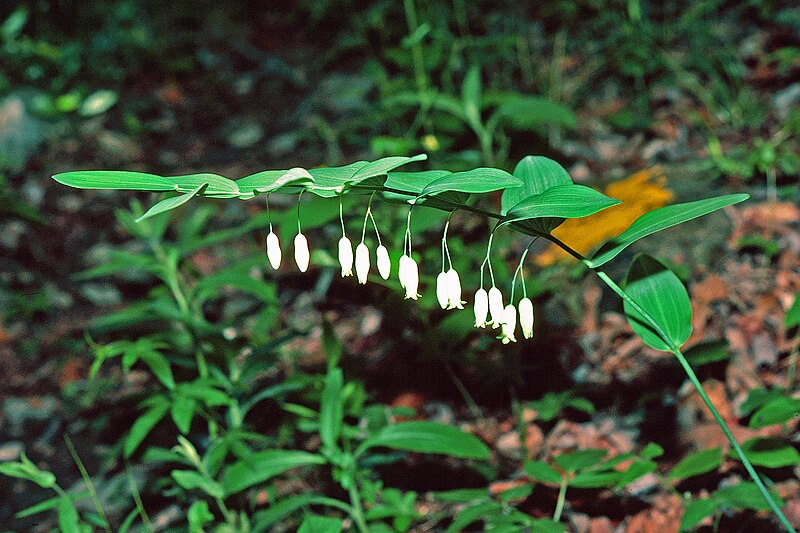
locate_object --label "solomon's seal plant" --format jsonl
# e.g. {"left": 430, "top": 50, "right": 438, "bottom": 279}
{"left": 50, "top": 153, "right": 796, "bottom": 532}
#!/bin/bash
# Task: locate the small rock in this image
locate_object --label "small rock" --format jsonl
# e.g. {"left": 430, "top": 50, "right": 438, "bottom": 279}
{"left": 0, "top": 440, "right": 23, "bottom": 461}
{"left": 495, "top": 430, "right": 523, "bottom": 461}
{"left": 79, "top": 283, "right": 122, "bottom": 306}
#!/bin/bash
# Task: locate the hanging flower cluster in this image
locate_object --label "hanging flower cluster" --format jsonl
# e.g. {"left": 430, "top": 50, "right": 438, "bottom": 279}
{"left": 264, "top": 195, "right": 535, "bottom": 344}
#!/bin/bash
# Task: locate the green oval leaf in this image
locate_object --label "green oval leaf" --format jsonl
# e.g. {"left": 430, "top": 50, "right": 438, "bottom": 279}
{"left": 222, "top": 450, "right": 326, "bottom": 496}
{"left": 500, "top": 184, "right": 619, "bottom": 228}
{"left": 523, "top": 460, "right": 563, "bottom": 484}
{"left": 356, "top": 421, "right": 490, "bottom": 460}
{"left": 589, "top": 194, "right": 749, "bottom": 267}
{"left": 553, "top": 448, "right": 607, "bottom": 473}
{"left": 738, "top": 437, "right": 800, "bottom": 468}
{"left": 166, "top": 173, "right": 239, "bottom": 198}
{"left": 235, "top": 168, "right": 312, "bottom": 198}
{"left": 319, "top": 368, "right": 344, "bottom": 451}
{"left": 124, "top": 400, "right": 170, "bottom": 457}
{"left": 668, "top": 447, "right": 722, "bottom": 481}
{"left": 748, "top": 396, "right": 800, "bottom": 428}
{"left": 417, "top": 167, "right": 521, "bottom": 198}
{"left": 679, "top": 498, "right": 717, "bottom": 532}
{"left": 623, "top": 254, "right": 692, "bottom": 351}
{"left": 501, "top": 156, "right": 573, "bottom": 214}
{"left": 52, "top": 170, "right": 178, "bottom": 192}
{"left": 307, "top": 155, "right": 426, "bottom": 197}
{"left": 136, "top": 183, "right": 207, "bottom": 222}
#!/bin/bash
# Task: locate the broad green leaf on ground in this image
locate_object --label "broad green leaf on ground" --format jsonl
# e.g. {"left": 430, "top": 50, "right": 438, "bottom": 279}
{"left": 356, "top": 421, "right": 490, "bottom": 459}
{"left": 571, "top": 469, "right": 622, "bottom": 488}
{"left": 222, "top": 449, "right": 326, "bottom": 496}
{"left": 58, "top": 496, "right": 81, "bottom": 533}
{"left": 786, "top": 292, "right": 800, "bottom": 328}
{"left": 297, "top": 514, "right": 343, "bottom": 533}
{"left": 124, "top": 399, "right": 170, "bottom": 457}
{"left": 739, "top": 388, "right": 785, "bottom": 417}
{"left": 171, "top": 470, "right": 224, "bottom": 498}
{"left": 252, "top": 494, "right": 352, "bottom": 531}
{"left": 684, "top": 339, "right": 730, "bottom": 366}
{"left": 165, "top": 173, "right": 240, "bottom": 198}
{"left": 713, "top": 482, "right": 784, "bottom": 511}
{"left": 417, "top": 167, "right": 521, "bottom": 198}
{"left": 524, "top": 461, "right": 562, "bottom": 484}
{"left": 319, "top": 368, "right": 344, "bottom": 451}
{"left": 52, "top": 170, "right": 178, "bottom": 191}
{"left": 136, "top": 183, "right": 206, "bottom": 222}
{"left": 748, "top": 396, "right": 800, "bottom": 428}
{"left": 461, "top": 66, "right": 482, "bottom": 130}
{"left": 623, "top": 254, "right": 692, "bottom": 351}
{"left": 668, "top": 447, "right": 722, "bottom": 481}
{"left": 641, "top": 443, "right": 665, "bottom": 459}
{"left": 500, "top": 184, "right": 619, "bottom": 229}
{"left": 0, "top": 453, "right": 56, "bottom": 488}
{"left": 737, "top": 437, "right": 800, "bottom": 468}
{"left": 553, "top": 449, "right": 608, "bottom": 473}
{"left": 489, "top": 95, "right": 578, "bottom": 132}
{"left": 588, "top": 194, "right": 749, "bottom": 267}
{"left": 679, "top": 498, "right": 717, "bottom": 532}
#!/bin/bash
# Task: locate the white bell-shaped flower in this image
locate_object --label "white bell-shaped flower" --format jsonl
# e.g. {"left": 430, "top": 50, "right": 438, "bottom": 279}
{"left": 266, "top": 230, "right": 281, "bottom": 270}
{"left": 436, "top": 271, "right": 450, "bottom": 309}
{"left": 473, "top": 288, "right": 489, "bottom": 328}
{"left": 376, "top": 245, "right": 391, "bottom": 280}
{"left": 488, "top": 286, "right": 505, "bottom": 328}
{"left": 398, "top": 254, "right": 419, "bottom": 300}
{"left": 445, "top": 268, "right": 464, "bottom": 309}
{"left": 518, "top": 297, "right": 534, "bottom": 339}
{"left": 355, "top": 242, "right": 370, "bottom": 284}
{"left": 499, "top": 304, "right": 517, "bottom": 344}
{"left": 338, "top": 236, "right": 354, "bottom": 277}
{"left": 294, "top": 232, "right": 310, "bottom": 272}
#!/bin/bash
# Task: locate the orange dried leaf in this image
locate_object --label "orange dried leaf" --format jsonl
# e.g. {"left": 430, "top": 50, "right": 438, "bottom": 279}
{"left": 536, "top": 167, "right": 673, "bottom": 266}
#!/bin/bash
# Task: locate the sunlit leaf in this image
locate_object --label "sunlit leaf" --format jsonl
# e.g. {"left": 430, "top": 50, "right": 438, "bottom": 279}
{"left": 165, "top": 173, "right": 239, "bottom": 198}
{"left": 536, "top": 168, "right": 673, "bottom": 265}
{"left": 52, "top": 170, "right": 177, "bottom": 191}
{"left": 589, "top": 193, "right": 749, "bottom": 267}
{"left": 417, "top": 167, "right": 521, "bottom": 198}
{"left": 500, "top": 184, "right": 619, "bottom": 229}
